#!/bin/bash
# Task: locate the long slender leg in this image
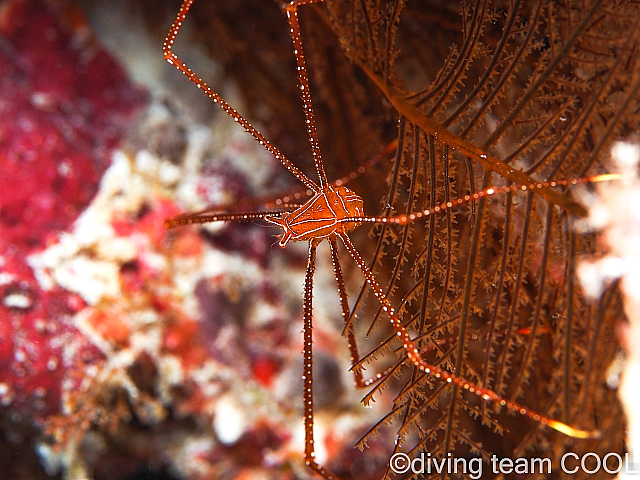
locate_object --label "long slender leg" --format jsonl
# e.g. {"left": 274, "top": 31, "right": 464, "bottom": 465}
{"left": 303, "top": 240, "right": 338, "bottom": 480}
{"left": 284, "top": 0, "right": 329, "bottom": 188}
{"left": 328, "top": 236, "right": 396, "bottom": 390}
{"left": 338, "top": 173, "right": 622, "bottom": 228}
{"left": 337, "top": 232, "right": 599, "bottom": 439}
{"left": 328, "top": 237, "right": 365, "bottom": 388}
{"left": 164, "top": 210, "right": 289, "bottom": 229}
{"left": 163, "top": 0, "right": 318, "bottom": 193}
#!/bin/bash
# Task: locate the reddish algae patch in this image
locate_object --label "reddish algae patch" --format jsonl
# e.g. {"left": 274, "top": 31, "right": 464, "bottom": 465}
{"left": 0, "top": 0, "right": 146, "bottom": 419}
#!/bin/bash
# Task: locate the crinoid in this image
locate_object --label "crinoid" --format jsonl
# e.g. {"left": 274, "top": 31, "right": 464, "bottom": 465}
{"left": 163, "top": 0, "right": 633, "bottom": 478}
